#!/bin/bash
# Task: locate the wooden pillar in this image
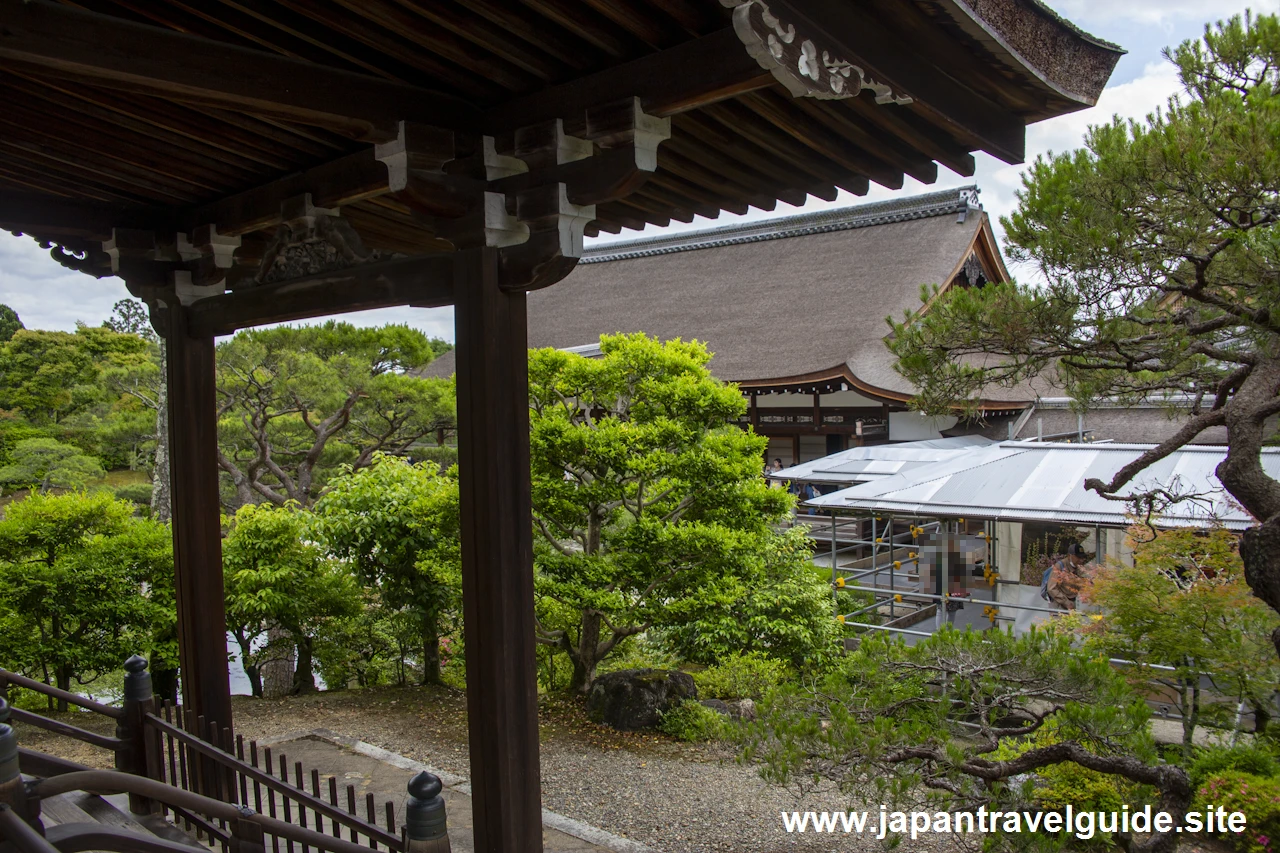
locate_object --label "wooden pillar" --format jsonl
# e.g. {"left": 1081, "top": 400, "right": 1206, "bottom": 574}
{"left": 453, "top": 248, "right": 543, "bottom": 853}
{"left": 165, "top": 303, "right": 233, "bottom": 733}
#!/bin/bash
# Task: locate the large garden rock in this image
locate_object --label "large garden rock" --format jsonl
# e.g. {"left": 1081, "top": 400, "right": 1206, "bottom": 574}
{"left": 587, "top": 669, "right": 697, "bottom": 731}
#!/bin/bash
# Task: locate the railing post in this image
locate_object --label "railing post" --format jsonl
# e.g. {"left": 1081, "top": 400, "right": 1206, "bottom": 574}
{"left": 230, "top": 806, "right": 266, "bottom": 853}
{"left": 116, "top": 655, "right": 156, "bottom": 815}
{"left": 403, "top": 771, "right": 450, "bottom": 853}
{"left": 0, "top": 698, "right": 32, "bottom": 824}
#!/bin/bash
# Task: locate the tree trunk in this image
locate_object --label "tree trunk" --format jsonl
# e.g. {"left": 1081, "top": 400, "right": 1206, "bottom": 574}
{"left": 291, "top": 637, "right": 317, "bottom": 695}
{"left": 569, "top": 611, "right": 602, "bottom": 694}
{"left": 55, "top": 664, "right": 70, "bottom": 713}
{"left": 151, "top": 339, "right": 171, "bottom": 523}
{"left": 153, "top": 664, "right": 180, "bottom": 705}
{"left": 1239, "top": 516, "right": 1280, "bottom": 658}
{"left": 261, "top": 627, "right": 295, "bottom": 699}
{"left": 1253, "top": 699, "right": 1271, "bottom": 735}
{"left": 232, "top": 630, "right": 262, "bottom": 699}
{"left": 420, "top": 612, "right": 441, "bottom": 685}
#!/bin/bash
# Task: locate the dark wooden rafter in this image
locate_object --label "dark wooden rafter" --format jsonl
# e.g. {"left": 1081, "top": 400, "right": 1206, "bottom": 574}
{"left": 0, "top": 0, "right": 482, "bottom": 142}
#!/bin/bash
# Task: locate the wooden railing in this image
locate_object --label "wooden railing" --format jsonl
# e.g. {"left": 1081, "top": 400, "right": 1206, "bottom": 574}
{"left": 0, "top": 658, "right": 451, "bottom": 853}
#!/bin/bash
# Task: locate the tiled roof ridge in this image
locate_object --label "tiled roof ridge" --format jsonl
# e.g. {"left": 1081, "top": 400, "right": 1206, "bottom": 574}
{"left": 581, "top": 185, "right": 981, "bottom": 264}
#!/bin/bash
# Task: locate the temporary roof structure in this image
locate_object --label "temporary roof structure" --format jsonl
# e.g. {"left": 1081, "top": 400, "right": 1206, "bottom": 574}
{"left": 0, "top": 1, "right": 1121, "bottom": 849}
{"left": 768, "top": 434, "right": 995, "bottom": 485}
{"left": 807, "top": 441, "right": 1278, "bottom": 530}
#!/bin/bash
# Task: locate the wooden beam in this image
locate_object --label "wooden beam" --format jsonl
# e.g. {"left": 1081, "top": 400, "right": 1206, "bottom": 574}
{"left": 488, "top": 27, "right": 773, "bottom": 131}
{"left": 0, "top": 0, "right": 481, "bottom": 142}
{"left": 453, "top": 247, "right": 543, "bottom": 853}
{"left": 163, "top": 304, "right": 232, "bottom": 748}
{"left": 185, "top": 254, "right": 455, "bottom": 336}
{"left": 0, "top": 190, "right": 166, "bottom": 240}
{"left": 770, "top": 0, "right": 1026, "bottom": 164}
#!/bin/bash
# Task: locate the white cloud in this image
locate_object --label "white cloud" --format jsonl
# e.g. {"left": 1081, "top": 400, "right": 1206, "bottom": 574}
{"left": 1050, "top": 0, "right": 1277, "bottom": 27}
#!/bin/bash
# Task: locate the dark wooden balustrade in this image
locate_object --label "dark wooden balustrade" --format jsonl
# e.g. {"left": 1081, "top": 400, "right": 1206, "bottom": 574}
{"left": 0, "top": 658, "right": 451, "bottom": 853}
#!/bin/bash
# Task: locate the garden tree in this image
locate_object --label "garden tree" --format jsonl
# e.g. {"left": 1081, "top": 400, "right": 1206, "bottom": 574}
{"left": 216, "top": 322, "right": 454, "bottom": 509}
{"left": 0, "top": 491, "right": 174, "bottom": 710}
{"left": 528, "top": 334, "right": 830, "bottom": 692}
{"left": 0, "top": 437, "right": 105, "bottom": 492}
{"left": 102, "top": 299, "right": 155, "bottom": 340}
{"left": 0, "top": 305, "right": 22, "bottom": 342}
{"left": 100, "top": 346, "right": 168, "bottom": 518}
{"left": 1073, "top": 527, "right": 1280, "bottom": 750}
{"left": 745, "top": 628, "right": 1192, "bottom": 853}
{"left": 312, "top": 455, "right": 460, "bottom": 685}
{"left": 222, "top": 502, "right": 359, "bottom": 696}
{"left": 314, "top": 596, "right": 424, "bottom": 689}
{"left": 886, "top": 14, "right": 1280, "bottom": 653}
{"left": 0, "top": 325, "right": 150, "bottom": 427}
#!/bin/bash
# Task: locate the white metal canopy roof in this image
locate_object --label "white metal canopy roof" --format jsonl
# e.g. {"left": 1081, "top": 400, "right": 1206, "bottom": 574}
{"left": 805, "top": 441, "right": 1279, "bottom": 530}
{"left": 769, "top": 435, "right": 996, "bottom": 485}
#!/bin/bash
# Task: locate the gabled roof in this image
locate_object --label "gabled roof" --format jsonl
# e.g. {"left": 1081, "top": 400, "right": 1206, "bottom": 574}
{"left": 527, "top": 186, "right": 1036, "bottom": 402}
{"left": 807, "top": 441, "right": 1277, "bottom": 529}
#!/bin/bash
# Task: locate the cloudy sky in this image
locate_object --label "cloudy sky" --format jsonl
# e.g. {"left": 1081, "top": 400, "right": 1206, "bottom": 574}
{"left": 1, "top": 0, "right": 1272, "bottom": 340}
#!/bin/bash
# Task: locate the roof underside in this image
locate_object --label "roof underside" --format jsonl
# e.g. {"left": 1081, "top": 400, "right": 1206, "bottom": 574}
{"left": 0, "top": 0, "right": 1122, "bottom": 263}
{"left": 807, "top": 442, "right": 1277, "bottom": 530}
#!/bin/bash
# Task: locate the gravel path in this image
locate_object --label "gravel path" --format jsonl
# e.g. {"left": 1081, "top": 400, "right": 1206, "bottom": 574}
{"left": 13, "top": 686, "right": 961, "bottom": 853}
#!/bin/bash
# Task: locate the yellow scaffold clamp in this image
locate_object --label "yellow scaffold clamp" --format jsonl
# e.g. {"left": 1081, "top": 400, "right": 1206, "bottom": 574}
{"left": 834, "top": 576, "right": 846, "bottom": 589}
{"left": 893, "top": 560, "right": 901, "bottom": 569}
{"left": 893, "top": 594, "right": 903, "bottom": 603}
{"left": 982, "top": 605, "right": 999, "bottom": 624}
{"left": 837, "top": 614, "right": 846, "bottom": 623}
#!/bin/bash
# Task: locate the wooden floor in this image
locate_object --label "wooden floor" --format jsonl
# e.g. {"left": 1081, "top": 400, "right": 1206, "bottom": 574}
{"left": 32, "top": 786, "right": 207, "bottom": 850}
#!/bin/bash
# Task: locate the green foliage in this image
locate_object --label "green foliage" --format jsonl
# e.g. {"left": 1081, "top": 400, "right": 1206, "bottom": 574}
{"left": 216, "top": 322, "right": 454, "bottom": 507}
{"left": 102, "top": 299, "right": 155, "bottom": 341}
{"left": 223, "top": 502, "right": 359, "bottom": 696}
{"left": 1071, "top": 527, "right": 1280, "bottom": 756}
{"left": 313, "top": 454, "right": 460, "bottom": 685}
{"left": 1189, "top": 745, "right": 1280, "bottom": 789}
{"left": 529, "top": 334, "right": 834, "bottom": 691}
{"left": 659, "top": 699, "right": 726, "bottom": 742}
{"left": 0, "top": 491, "right": 173, "bottom": 707}
{"left": 113, "top": 483, "right": 155, "bottom": 506}
{"left": 743, "top": 627, "right": 1182, "bottom": 848}
{"left": 692, "top": 652, "right": 788, "bottom": 700}
{"left": 1194, "top": 772, "right": 1280, "bottom": 853}
{"left": 0, "top": 326, "right": 150, "bottom": 427}
{"left": 0, "top": 304, "right": 23, "bottom": 343}
{"left": 0, "top": 437, "right": 105, "bottom": 493}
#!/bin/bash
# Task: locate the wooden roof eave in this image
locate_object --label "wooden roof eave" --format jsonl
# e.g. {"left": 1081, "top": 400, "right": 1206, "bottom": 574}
{"left": 735, "top": 363, "right": 1032, "bottom": 413}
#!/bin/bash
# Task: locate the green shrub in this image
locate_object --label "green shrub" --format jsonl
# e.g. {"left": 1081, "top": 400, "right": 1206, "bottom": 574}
{"left": 1190, "top": 745, "right": 1279, "bottom": 789}
{"left": 693, "top": 652, "right": 788, "bottom": 700}
{"left": 659, "top": 700, "right": 725, "bottom": 742}
{"left": 1195, "top": 772, "right": 1280, "bottom": 853}
{"left": 114, "top": 483, "right": 154, "bottom": 505}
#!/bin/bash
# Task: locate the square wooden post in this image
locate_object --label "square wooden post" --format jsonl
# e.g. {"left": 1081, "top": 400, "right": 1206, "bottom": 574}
{"left": 453, "top": 248, "right": 543, "bottom": 853}
{"left": 165, "top": 303, "right": 233, "bottom": 736}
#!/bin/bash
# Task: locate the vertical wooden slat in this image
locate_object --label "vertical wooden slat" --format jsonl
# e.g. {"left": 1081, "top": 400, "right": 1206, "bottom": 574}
{"left": 278, "top": 754, "right": 295, "bottom": 853}
{"left": 366, "top": 793, "right": 378, "bottom": 851}
{"left": 263, "top": 746, "right": 279, "bottom": 853}
{"left": 454, "top": 246, "right": 543, "bottom": 853}
{"left": 310, "top": 768, "right": 321, "bottom": 837}
{"left": 294, "top": 761, "right": 310, "bottom": 853}
{"left": 236, "top": 735, "right": 249, "bottom": 806}
{"left": 249, "top": 741, "right": 264, "bottom": 816}
{"left": 328, "top": 777, "right": 340, "bottom": 839}
{"left": 385, "top": 801, "right": 395, "bottom": 837}
{"left": 346, "top": 785, "right": 357, "bottom": 844}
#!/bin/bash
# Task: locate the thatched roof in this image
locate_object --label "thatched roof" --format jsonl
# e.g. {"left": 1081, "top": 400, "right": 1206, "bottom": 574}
{"left": 525, "top": 185, "right": 1033, "bottom": 402}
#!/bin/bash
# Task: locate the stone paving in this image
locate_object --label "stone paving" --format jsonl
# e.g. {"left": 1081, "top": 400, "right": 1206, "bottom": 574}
{"left": 256, "top": 730, "right": 654, "bottom": 853}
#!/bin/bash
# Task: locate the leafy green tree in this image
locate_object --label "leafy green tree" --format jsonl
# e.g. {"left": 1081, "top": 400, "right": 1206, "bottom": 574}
{"left": 1072, "top": 527, "right": 1280, "bottom": 751}
{"left": 216, "top": 322, "right": 454, "bottom": 508}
{"left": 528, "top": 334, "right": 830, "bottom": 692}
{"left": 102, "top": 298, "right": 155, "bottom": 341}
{"left": 312, "top": 455, "right": 460, "bottom": 685}
{"left": 0, "top": 326, "right": 150, "bottom": 426}
{"left": 222, "top": 502, "right": 359, "bottom": 696}
{"left": 0, "top": 305, "right": 23, "bottom": 343}
{"left": 0, "top": 437, "right": 105, "bottom": 493}
{"left": 745, "top": 628, "right": 1192, "bottom": 853}
{"left": 885, "top": 14, "right": 1280, "bottom": 651}
{"left": 0, "top": 491, "right": 173, "bottom": 710}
